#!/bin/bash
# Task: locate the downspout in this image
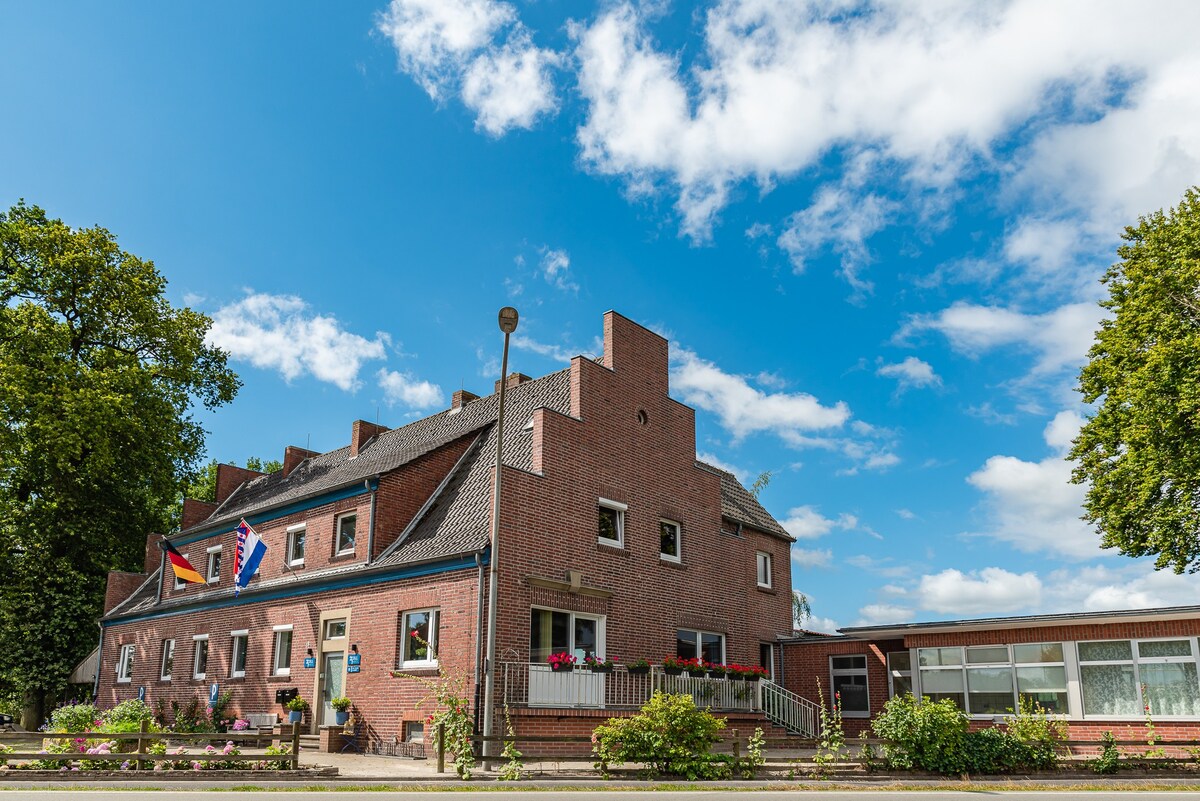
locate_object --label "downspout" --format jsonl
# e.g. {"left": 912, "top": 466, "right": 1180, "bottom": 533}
{"left": 365, "top": 478, "right": 378, "bottom": 563}
{"left": 92, "top": 622, "right": 104, "bottom": 702}
{"left": 473, "top": 550, "right": 486, "bottom": 730}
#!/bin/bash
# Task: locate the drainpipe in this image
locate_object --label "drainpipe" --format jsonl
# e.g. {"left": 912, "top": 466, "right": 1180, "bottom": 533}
{"left": 365, "top": 478, "right": 378, "bottom": 562}
{"left": 474, "top": 551, "right": 486, "bottom": 729}
{"left": 92, "top": 622, "right": 104, "bottom": 702}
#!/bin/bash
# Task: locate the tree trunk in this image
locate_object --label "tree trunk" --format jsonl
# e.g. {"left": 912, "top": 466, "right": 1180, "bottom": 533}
{"left": 20, "top": 688, "right": 44, "bottom": 731}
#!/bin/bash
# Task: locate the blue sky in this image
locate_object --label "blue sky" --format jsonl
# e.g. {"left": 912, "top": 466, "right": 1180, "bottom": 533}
{"left": 4, "top": 1, "right": 1200, "bottom": 630}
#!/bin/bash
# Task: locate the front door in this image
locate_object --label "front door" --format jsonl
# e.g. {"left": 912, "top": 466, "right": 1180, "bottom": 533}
{"left": 321, "top": 652, "right": 344, "bottom": 725}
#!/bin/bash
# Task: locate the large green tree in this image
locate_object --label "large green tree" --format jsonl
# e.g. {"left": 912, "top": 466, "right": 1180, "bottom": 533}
{"left": 0, "top": 202, "right": 239, "bottom": 725}
{"left": 1071, "top": 187, "right": 1200, "bottom": 573}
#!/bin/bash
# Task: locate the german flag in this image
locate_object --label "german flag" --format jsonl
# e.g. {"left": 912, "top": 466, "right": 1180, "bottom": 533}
{"left": 163, "top": 540, "right": 205, "bottom": 585}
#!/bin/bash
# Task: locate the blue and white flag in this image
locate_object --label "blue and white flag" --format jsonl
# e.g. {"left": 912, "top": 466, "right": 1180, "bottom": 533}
{"left": 234, "top": 519, "right": 266, "bottom": 596}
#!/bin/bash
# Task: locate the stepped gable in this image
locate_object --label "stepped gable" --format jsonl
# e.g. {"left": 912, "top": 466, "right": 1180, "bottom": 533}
{"left": 696, "top": 461, "right": 793, "bottom": 540}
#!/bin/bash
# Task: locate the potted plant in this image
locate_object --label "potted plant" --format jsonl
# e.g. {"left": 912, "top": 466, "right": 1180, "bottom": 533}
{"left": 706, "top": 662, "right": 729, "bottom": 679}
{"left": 331, "top": 696, "right": 352, "bottom": 725}
{"left": 285, "top": 696, "right": 308, "bottom": 723}
{"left": 662, "top": 656, "right": 685, "bottom": 676}
{"left": 727, "top": 663, "right": 748, "bottom": 680}
{"left": 744, "top": 665, "right": 768, "bottom": 682}
{"left": 584, "top": 655, "right": 615, "bottom": 672}
{"left": 684, "top": 657, "right": 707, "bottom": 677}
{"left": 627, "top": 658, "right": 651, "bottom": 676}
{"left": 547, "top": 652, "right": 577, "bottom": 672}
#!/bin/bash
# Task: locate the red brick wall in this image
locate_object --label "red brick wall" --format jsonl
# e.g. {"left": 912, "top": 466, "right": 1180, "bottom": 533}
{"left": 781, "top": 637, "right": 904, "bottom": 735}
{"left": 105, "top": 572, "right": 149, "bottom": 615}
{"left": 98, "top": 567, "right": 481, "bottom": 746}
{"left": 905, "top": 618, "right": 1200, "bottom": 647}
{"left": 214, "top": 464, "right": 265, "bottom": 506}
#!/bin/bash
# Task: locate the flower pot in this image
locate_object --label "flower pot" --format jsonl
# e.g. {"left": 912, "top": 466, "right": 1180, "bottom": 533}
{"left": 589, "top": 664, "right": 614, "bottom": 673}
{"left": 707, "top": 671, "right": 726, "bottom": 680}
{"left": 550, "top": 663, "right": 574, "bottom": 672}
{"left": 746, "top": 675, "right": 762, "bottom": 683}
{"left": 288, "top": 710, "right": 303, "bottom": 723}
{"left": 663, "top": 666, "right": 683, "bottom": 676}
{"left": 627, "top": 665, "right": 651, "bottom": 675}
{"left": 686, "top": 670, "right": 707, "bottom": 679}
{"left": 335, "top": 710, "right": 350, "bottom": 724}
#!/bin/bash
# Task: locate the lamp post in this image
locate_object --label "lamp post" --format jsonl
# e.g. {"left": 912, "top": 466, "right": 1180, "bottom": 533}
{"left": 482, "top": 306, "right": 518, "bottom": 759}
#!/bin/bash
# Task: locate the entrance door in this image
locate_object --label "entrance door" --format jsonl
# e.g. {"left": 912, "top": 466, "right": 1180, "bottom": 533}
{"left": 321, "top": 652, "right": 344, "bottom": 725}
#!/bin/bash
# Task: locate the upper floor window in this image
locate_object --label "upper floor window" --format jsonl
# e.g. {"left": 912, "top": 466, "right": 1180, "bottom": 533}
{"left": 336, "top": 513, "right": 357, "bottom": 555}
{"left": 598, "top": 498, "right": 626, "bottom": 547}
{"left": 206, "top": 545, "right": 222, "bottom": 583}
{"left": 287, "top": 524, "right": 306, "bottom": 566}
{"left": 230, "top": 630, "right": 248, "bottom": 678}
{"left": 160, "top": 639, "right": 175, "bottom": 681}
{"left": 192, "top": 635, "right": 209, "bottom": 680}
{"left": 659, "top": 520, "right": 681, "bottom": 562}
{"left": 831, "top": 654, "right": 870, "bottom": 716}
{"left": 117, "top": 644, "right": 135, "bottom": 683}
{"left": 401, "top": 609, "right": 439, "bottom": 667}
{"left": 174, "top": 553, "right": 190, "bottom": 589}
{"left": 756, "top": 551, "right": 773, "bottom": 588}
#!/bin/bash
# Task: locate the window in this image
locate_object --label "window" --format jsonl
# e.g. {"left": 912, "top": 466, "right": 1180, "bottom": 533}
{"left": 759, "top": 643, "right": 776, "bottom": 681}
{"left": 1013, "top": 642, "right": 1068, "bottom": 714}
{"left": 887, "top": 651, "right": 912, "bottom": 698}
{"left": 917, "top": 647, "right": 965, "bottom": 710}
{"left": 324, "top": 619, "right": 347, "bottom": 640}
{"left": 530, "top": 608, "right": 602, "bottom": 663}
{"left": 966, "top": 646, "right": 1014, "bottom": 715}
{"left": 917, "top": 643, "right": 1067, "bottom": 716}
{"left": 117, "top": 644, "right": 135, "bottom": 683}
{"left": 598, "top": 498, "right": 626, "bottom": 546}
{"left": 287, "top": 524, "right": 306, "bottom": 566}
{"left": 405, "top": 721, "right": 425, "bottom": 743}
{"left": 160, "top": 639, "right": 175, "bottom": 681}
{"left": 830, "top": 655, "right": 869, "bottom": 716}
{"left": 659, "top": 520, "right": 681, "bottom": 562}
{"left": 401, "top": 610, "right": 439, "bottom": 666}
{"left": 272, "top": 626, "right": 293, "bottom": 676}
{"left": 336, "top": 513, "right": 357, "bottom": 555}
{"left": 1079, "top": 639, "right": 1200, "bottom": 717}
{"left": 676, "top": 629, "right": 724, "bottom": 664}
{"left": 756, "top": 551, "right": 773, "bottom": 588}
{"left": 230, "top": 630, "right": 248, "bottom": 678}
{"left": 206, "top": 545, "right": 222, "bottom": 583}
{"left": 192, "top": 635, "right": 209, "bottom": 680}
{"left": 175, "top": 554, "right": 190, "bottom": 589}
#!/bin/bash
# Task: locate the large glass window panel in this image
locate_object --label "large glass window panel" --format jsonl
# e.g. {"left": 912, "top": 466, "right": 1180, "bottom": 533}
{"left": 1014, "top": 643, "right": 1064, "bottom": 664}
{"left": 1016, "top": 665, "right": 1068, "bottom": 713}
{"left": 403, "top": 610, "right": 438, "bottom": 663}
{"left": 1139, "top": 640, "right": 1192, "bottom": 659}
{"left": 918, "top": 647, "right": 961, "bottom": 667}
{"left": 889, "top": 651, "right": 912, "bottom": 672}
{"left": 1141, "top": 662, "right": 1200, "bottom": 716}
{"left": 676, "top": 630, "right": 698, "bottom": 660}
{"left": 1078, "top": 640, "right": 1133, "bottom": 661}
{"left": 921, "top": 668, "right": 964, "bottom": 692}
{"left": 888, "top": 652, "right": 912, "bottom": 697}
{"left": 832, "top": 655, "right": 867, "bottom": 671}
{"left": 1081, "top": 663, "right": 1139, "bottom": 715}
{"left": 530, "top": 609, "right": 570, "bottom": 663}
{"left": 967, "top": 667, "right": 1015, "bottom": 714}
{"left": 700, "top": 633, "right": 724, "bottom": 664}
{"left": 833, "top": 674, "right": 869, "bottom": 713}
{"left": 574, "top": 617, "right": 598, "bottom": 661}
{"left": 966, "top": 646, "right": 1009, "bottom": 664}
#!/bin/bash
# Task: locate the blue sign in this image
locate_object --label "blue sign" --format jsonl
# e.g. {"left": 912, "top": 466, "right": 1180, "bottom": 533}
{"left": 303, "top": 657, "right": 316, "bottom": 669}
{"left": 137, "top": 686, "right": 146, "bottom": 701}
{"left": 208, "top": 683, "right": 219, "bottom": 708}
{"left": 347, "top": 665, "right": 360, "bottom": 674}
{"left": 347, "top": 653, "right": 360, "bottom": 666}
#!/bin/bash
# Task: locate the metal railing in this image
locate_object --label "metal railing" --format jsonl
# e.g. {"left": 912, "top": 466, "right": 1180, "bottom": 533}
{"left": 499, "top": 662, "right": 762, "bottom": 712}
{"left": 760, "top": 678, "right": 820, "bottom": 737}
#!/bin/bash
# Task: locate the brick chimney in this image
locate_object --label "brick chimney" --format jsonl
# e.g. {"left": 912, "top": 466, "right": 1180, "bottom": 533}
{"left": 351, "top": 420, "right": 388, "bottom": 457}
{"left": 104, "top": 571, "right": 148, "bottom": 614}
{"left": 145, "top": 533, "right": 164, "bottom": 574}
{"left": 181, "top": 498, "right": 218, "bottom": 530}
{"left": 452, "top": 389, "right": 480, "bottom": 410}
{"left": 493, "top": 372, "right": 532, "bottom": 394}
{"left": 214, "top": 463, "right": 266, "bottom": 505}
{"left": 283, "top": 445, "right": 319, "bottom": 477}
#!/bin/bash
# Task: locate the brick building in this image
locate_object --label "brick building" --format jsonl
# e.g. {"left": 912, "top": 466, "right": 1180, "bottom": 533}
{"left": 97, "top": 311, "right": 796, "bottom": 747}
{"left": 782, "top": 605, "right": 1200, "bottom": 740}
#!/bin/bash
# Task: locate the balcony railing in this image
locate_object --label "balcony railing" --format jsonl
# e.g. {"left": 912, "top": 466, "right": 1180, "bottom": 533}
{"left": 499, "top": 663, "right": 762, "bottom": 712}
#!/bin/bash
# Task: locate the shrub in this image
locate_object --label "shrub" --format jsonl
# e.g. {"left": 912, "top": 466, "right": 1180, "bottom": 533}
{"left": 1091, "top": 731, "right": 1122, "bottom": 774}
{"left": 47, "top": 703, "right": 98, "bottom": 734}
{"left": 592, "top": 691, "right": 729, "bottom": 779}
{"left": 871, "top": 693, "right": 968, "bottom": 774}
{"left": 1003, "top": 698, "right": 1067, "bottom": 769}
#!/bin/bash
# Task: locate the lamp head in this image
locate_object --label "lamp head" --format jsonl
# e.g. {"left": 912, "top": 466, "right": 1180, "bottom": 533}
{"left": 498, "top": 307, "right": 519, "bottom": 334}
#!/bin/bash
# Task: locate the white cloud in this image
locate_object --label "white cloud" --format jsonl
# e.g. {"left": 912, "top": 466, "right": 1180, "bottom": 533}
{"left": 377, "top": 0, "right": 557, "bottom": 135}
{"left": 876, "top": 356, "right": 942, "bottom": 393}
{"left": 538, "top": 246, "right": 578, "bottom": 293}
{"left": 207, "top": 293, "right": 388, "bottom": 391}
{"left": 671, "top": 347, "right": 850, "bottom": 440}
{"left": 780, "top": 505, "right": 857, "bottom": 540}
{"left": 695, "top": 451, "right": 747, "bottom": 482}
{"left": 846, "top": 554, "right": 910, "bottom": 579}
{"left": 897, "top": 301, "right": 1101, "bottom": 378}
{"left": 804, "top": 615, "right": 842, "bottom": 634}
{"left": 965, "top": 410, "right": 1099, "bottom": 559}
{"left": 791, "top": 547, "right": 833, "bottom": 569}
{"left": 377, "top": 368, "right": 443, "bottom": 409}
{"left": 854, "top": 604, "right": 913, "bottom": 627}
{"left": 1043, "top": 562, "right": 1200, "bottom": 612}
{"left": 511, "top": 334, "right": 579, "bottom": 364}
{"left": 913, "top": 567, "right": 1042, "bottom": 615}
{"left": 895, "top": 508, "right": 916, "bottom": 520}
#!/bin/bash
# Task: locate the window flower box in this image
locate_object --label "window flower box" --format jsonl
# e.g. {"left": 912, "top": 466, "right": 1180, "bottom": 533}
{"left": 547, "top": 652, "right": 577, "bottom": 672}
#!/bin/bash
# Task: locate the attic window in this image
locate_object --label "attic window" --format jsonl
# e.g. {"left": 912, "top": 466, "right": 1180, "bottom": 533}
{"left": 522, "top": 417, "right": 534, "bottom": 432}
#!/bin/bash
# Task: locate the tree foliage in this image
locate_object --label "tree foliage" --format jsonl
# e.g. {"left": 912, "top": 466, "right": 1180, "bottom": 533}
{"left": 1071, "top": 187, "right": 1200, "bottom": 573}
{"left": 0, "top": 201, "right": 239, "bottom": 723}
{"left": 184, "top": 457, "right": 282, "bottom": 506}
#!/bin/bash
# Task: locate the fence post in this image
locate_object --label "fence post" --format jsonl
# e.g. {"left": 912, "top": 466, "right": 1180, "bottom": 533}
{"left": 732, "top": 734, "right": 741, "bottom": 761}
{"left": 290, "top": 724, "right": 301, "bottom": 770}
{"left": 135, "top": 719, "right": 147, "bottom": 771}
{"left": 436, "top": 721, "right": 445, "bottom": 774}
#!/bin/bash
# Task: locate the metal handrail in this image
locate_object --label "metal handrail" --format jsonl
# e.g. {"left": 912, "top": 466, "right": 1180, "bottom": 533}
{"left": 760, "top": 679, "right": 820, "bottom": 737}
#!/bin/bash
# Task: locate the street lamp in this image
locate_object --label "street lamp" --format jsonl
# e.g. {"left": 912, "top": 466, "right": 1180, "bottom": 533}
{"left": 482, "top": 306, "right": 518, "bottom": 759}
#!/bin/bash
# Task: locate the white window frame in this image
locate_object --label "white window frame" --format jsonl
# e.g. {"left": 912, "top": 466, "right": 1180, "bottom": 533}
{"left": 598, "top": 498, "right": 626, "bottom": 547}
{"left": 335, "top": 512, "right": 357, "bottom": 555}
{"left": 756, "top": 551, "right": 773, "bottom": 588}
{"left": 160, "top": 639, "right": 175, "bottom": 682}
{"left": 887, "top": 650, "right": 912, "bottom": 698}
{"left": 271, "top": 625, "right": 293, "bottom": 677}
{"left": 174, "top": 553, "right": 190, "bottom": 589}
{"left": 400, "top": 609, "right": 440, "bottom": 668}
{"left": 286, "top": 524, "right": 306, "bottom": 567}
{"left": 915, "top": 643, "right": 1069, "bottom": 719}
{"left": 659, "top": 519, "right": 681, "bottom": 563}
{"left": 206, "top": 544, "right": 222, "bottom": 583}
{"left": 230, "top": 630, "right": 249, "bottom": 679}
{"left": 116, "top": 644, "right": 135, "bottom": 683}
{"left": 1077, "top": 636, "right": 1200, "bottom": 720}
{"left": 676, "top": 628, "right": 725, "bottom": 664}
{"left": 830, "top": 654, "right": 870, "bottom": 718}
{"left": 323, "top": 618, "right": 347, "bottom": 640}
{"left": 192, "top": 634, "right": 209, "bottom": 680}
{"left": 530, "top": 606, "right": 607, "bottom": 662}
